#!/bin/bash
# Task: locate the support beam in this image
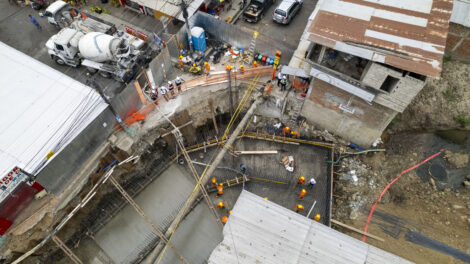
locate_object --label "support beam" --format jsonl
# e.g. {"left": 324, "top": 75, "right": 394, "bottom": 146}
{"left": 227, "top": 69, "right": 233, "bottom": 118}
{"left": 144, "top": 95, "right": 265, "bottom": 264}
{"left": 52, "top": 235, "right": 83, "bottom": 264}
{"left": 234, "top": 150, "right": 278, "bottom": 155}
{"left": 109, "top": 176, "right": 189, "bottom": 264}
{"left": 208, "top": 99, "right": 219, "bottom": 135}
{"left": 330, "top": 219, "right": 384, "bottom": 242}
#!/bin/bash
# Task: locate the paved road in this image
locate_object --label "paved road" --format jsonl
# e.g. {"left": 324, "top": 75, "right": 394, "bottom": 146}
{"left": 0, "top": 1, "right": 148, "bottom": 97}
{"left": 234, "top": 0, "right": 318, "bottom": 50}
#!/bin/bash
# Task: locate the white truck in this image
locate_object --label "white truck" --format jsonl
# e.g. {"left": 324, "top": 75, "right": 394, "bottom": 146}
{"left": 45, "top": 1, "right": 156, "bottom": 82}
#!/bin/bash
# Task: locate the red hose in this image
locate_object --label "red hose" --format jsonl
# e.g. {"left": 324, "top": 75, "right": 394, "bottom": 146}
{"left": 362, "top": 149, "right": 444, "bottom": 242}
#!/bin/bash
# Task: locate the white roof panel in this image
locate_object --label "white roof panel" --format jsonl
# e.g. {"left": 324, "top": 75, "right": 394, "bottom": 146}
{"left": 0, "top": 42, "right": 107, "bottom": 177}
{"left": 208, "top": 190, "right": 414, "bottom": 264}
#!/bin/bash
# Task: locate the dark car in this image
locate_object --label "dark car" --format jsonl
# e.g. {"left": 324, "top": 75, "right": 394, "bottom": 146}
{"left": 243, "top": 0, "right": 274, "bottom": 23}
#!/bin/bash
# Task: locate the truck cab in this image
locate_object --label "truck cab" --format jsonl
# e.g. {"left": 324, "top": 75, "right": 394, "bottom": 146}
{"left": 46, "top": 28, "right": 82, "bottom": 66}
{"left": 243, "top": 0, "right": 274, "bottom": 23}
{"left": 44, "top": 0, "right": 76, "bottom": 28}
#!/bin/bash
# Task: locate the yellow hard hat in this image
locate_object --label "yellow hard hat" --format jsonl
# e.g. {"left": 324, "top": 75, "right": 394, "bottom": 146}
{"left": 193, "top": 64, "right": 196, "bottom": 67}
{"left": 286, "top": 126, "right": 289, "bottom": 129}
{"left": 179, "top": 55, "right": 183, "bottom": 58}
{"left": 264, "top": 197, "right": 269, "bottom": 200}
{"left": 204, "top": 62, "right": 208, "bottom": 65}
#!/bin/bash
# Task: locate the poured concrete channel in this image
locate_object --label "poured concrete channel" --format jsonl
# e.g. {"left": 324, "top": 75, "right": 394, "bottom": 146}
{"left": 94, "top": 164, "right": 222, "bottom": 263}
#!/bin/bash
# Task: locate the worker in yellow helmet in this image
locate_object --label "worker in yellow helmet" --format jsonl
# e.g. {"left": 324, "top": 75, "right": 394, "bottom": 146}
{"left": 216, "top": 183, "right": 224, "bottom": 197}
{"left": 217, "top": 202, "right": 225, "bottom": 209}
{"left": 240, "top": 65, "right": 245, "bottom": 73}
{"left": 299, "top": 189, "right": 306, "bottom": 199}
{"left": 295, "top": 204, "right": 304, "bottom": 213}
{"left": 314, "top": 214, "right": 321, "bottom": 222}
{"left": 283, "top": 126, "right": 290, "bottom": 136}
{"left": 211, "top": 177, "right": 217, "bottom": 187}
{"left": 297, "top": 176, "right": 305, "bottom": 185}
{"left": 204, "top": 61, "right": 210, "bottom": 75}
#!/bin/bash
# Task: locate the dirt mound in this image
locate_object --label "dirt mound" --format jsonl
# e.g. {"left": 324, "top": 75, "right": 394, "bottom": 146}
{"left": 392, "top": 60, "right": 470, "bottom": 132}
{"left": 444, "top": 150, "right": 469, "bottom": 169}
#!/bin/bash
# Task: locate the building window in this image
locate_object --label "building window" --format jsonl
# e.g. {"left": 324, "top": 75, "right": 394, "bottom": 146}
{"left": 380, "top": 75, "right": 399, "bottom": 92}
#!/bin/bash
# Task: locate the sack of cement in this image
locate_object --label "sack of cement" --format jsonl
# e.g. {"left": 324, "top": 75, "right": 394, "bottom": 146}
{"left": 281, "top": 156, "right": 289, "bottom": 165}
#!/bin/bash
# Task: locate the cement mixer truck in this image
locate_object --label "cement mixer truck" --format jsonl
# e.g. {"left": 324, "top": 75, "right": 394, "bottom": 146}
{"left": 46, "top": 26, "right": 155, "bottom": 82}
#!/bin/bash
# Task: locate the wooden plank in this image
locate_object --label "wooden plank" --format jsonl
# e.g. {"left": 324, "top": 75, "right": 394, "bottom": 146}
{"left": 234, "top": 150, "right": 278, "bottom": 155}
{"left": 134, "top": 81, "right": 147, "bottom": 105}
{"left": 330, "top": 219, "right": 385, "bottom": 242}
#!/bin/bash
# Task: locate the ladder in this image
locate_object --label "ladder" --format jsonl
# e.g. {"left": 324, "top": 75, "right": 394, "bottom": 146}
{"left": 247, "top": 31, "right": 259, "bottom": 63}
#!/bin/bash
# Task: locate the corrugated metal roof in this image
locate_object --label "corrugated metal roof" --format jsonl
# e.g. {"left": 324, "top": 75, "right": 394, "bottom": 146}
{"left": 306, "top": 0, "right": 453, "bottom": 77}
{"left": 133, "top": 0, "right": 203, "bottom": 21}
{"left": 208, "top": 190, "right": 414, "bottom": 264}
{"left": 0, "top": 42, "right": 107, "bottom": 178}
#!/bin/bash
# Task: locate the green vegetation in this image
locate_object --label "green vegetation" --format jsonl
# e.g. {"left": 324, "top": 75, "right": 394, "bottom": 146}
{"left": 443, "top": 56, "right": 452, "bottom": 63}
{"left": 442, "top": 89, "right": 457, "bottom": 101}
{"left": 453, "top": 114, "right": 470, "bottom": 127}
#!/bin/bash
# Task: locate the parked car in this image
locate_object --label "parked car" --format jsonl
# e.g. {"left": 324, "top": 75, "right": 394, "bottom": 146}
{"left": 272, "top": 0, "right": 302, "bottom": 24}
{"left": 243, "top": 0, "right": 274, "bottom": 23}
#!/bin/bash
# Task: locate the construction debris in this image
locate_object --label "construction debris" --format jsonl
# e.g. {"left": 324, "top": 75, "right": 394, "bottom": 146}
{"left": 281, "top": 156, "right": 295, "bottom": 172}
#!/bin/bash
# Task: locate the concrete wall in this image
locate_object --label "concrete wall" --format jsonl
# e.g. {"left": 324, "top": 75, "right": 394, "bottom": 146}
{"left": 361, "top": 63, "right": 425, "bottom": 113}
{"left": 36, "top": 81, "right": 143, "bottom": 194}
{"left": 302, "top": 79, "right": 397, "bottom": 147}
{"left": 149, "top": 47, "right": 174, "bottom": 87}
{"left": 175, "top": 12, "right": 294, "bottom": 64}
{"left": 36, "top": 108, "right": 115, "bottom": 194}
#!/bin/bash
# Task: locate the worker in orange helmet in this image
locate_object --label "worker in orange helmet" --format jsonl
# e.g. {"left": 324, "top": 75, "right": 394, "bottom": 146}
{"left": 291, "top": 131, "right": 300, "bottom": 138}
{"left": 283, "top": 126, "right": 290, "bottom": 136}
{"left": 314, "top": 214, "right": 321, "bottom": 222}
{"left": 240, "top": 65, "right": 245, "bottom": 73}
{"left": 217, "top": 202, "right": 225, "bottom": 209}
{"left": 297, "top": 176, "right": 305, "bottom": 184}
{"left": 253, "top": 60, "right": 258, "bottom": 68}
{"left": 299, "top": 189, "right": 306, "bottom": 199}
{"left": 221, "top": 216, "right": 228, "bottom": 224}
{"left": 216, "top": 183, "right": 224, "bottom": 197}
{"left": 295, "top": 204, "right": 304, "bottom": 213}
{"left": 204, "top": 61, "right": 210, "bottom": 75}
{"left": 211, "top": 177, "right": 217, "bottom": 187}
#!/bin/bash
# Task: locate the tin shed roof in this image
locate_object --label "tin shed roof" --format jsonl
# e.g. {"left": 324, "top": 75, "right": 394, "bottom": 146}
{"left": 305, "top": 0, "right": 453, "bottom": 77}
{"left": 208, "top": 190, "right": 414, "bottom": 264}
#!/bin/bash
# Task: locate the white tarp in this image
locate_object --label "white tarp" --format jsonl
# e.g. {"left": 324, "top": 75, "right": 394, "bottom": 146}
{"left": 0, "top": 42, "right": 108, "bottom": 177}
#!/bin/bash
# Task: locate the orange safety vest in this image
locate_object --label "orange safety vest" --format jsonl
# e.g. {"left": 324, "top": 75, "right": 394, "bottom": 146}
{"left": 205, "top": 63, "right": 210, "bottom": 72}
{"left": 221, "top": 216, "right": 228, "bottom": 223}
{"left": 283, "top": 127, "right": 290, "bottom": 135}
{"left": 217, "top": 185, "right": 224, "bottom": 195}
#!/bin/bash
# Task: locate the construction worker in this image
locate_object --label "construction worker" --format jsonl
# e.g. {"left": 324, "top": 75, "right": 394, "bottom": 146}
{"left": 240, "top": 65, "right": 245, "bottom": 73}
{"left": 280, "top": 75, "right": 287, "bottom": 91}
{"left": 240, "top": 164, "right": 246, "bottom": 174}
{"left": 179, "top": 55, "right": 184, "bottom": 67}
{"left": 297, "top": 176, "right": 305, "bottom": 184}
{"left": 283, "top": 126, "right": 290, "bottom": 136}
{"left": 217, "top": 202, "right": 226, "bottom": 209}
{"left": 216, "top": 183, "right": 224, "bottom": 197}
{"left": 151, "top": 87, "right": 158, "bottom": 101}
{"left": 189, "top": 63, "right": 200, "bottom": 74}
{"left": 295, "top": 204, "right": 304, "bottom": 213}
{"left": 264, "top": 197, "right": 269, "bottom": 200}
{"left": 204, "top": 61, "right": 210, "bottom": 75}
{"left": 168, "top": 81, "right": 175, "bottom": 97}
{"left": 309, "top": 178, "right": 317, "bottom": 189}
{"left": 291, "top": 131, "right": 300, "bottom": 138}
{"left": 160, "top": 86, "right": 169, "bottom": 101}
{"left": 225, "top": 64, "right": 233, "bottom": 71}
{"left": 271, "top": 69, "right": 276, "bottom": 80}
{"left": 211, "top": 177, "right": 217, "bottom": 187}
{"left": 221, "top": 216, "right": 228, "bottom": 224}
{"left": 175, "top": 76, "right": 184, "bottom": 93}
{"left": 277, "top": 71, "right": 283, "bottom": 86}
{"left": 253, "top": 61, "right": 258, "bottom": 68}
{"left": 299, "top": 189, "right": 306, "bottom": 199}
{"left": 314, "top": 214, "right": 321, "bottom": 222}
{"left": 228, "top": 210, "right": 232, "bottom": 215}
{"left": 264, "top": 83, "right": 272, "bottom": 95}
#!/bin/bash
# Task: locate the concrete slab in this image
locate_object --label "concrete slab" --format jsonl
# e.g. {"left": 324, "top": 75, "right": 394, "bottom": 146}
{"left": 94, "top": 164, "right": 196, "bottom": 263}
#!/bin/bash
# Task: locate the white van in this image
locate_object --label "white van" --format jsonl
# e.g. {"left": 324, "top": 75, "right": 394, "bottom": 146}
{"left": 272, "top": 0, "right": 303, "bottom": 24}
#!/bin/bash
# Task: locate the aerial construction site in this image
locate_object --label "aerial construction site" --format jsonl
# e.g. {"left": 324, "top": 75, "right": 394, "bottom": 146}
{"left": 0, "top": 0, "right": 469, "bottom": 263}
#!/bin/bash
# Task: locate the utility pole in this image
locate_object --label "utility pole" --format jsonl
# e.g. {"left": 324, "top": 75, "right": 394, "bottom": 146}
{"left": 181, "top": 0, "right": 193, "bottom": 54}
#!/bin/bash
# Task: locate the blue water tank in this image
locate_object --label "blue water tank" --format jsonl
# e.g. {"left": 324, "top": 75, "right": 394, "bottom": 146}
{"left": 191, "top": 27, "right": 207, "bottom": 52}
